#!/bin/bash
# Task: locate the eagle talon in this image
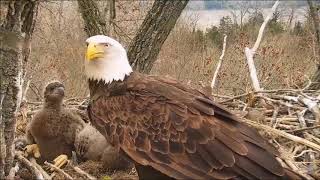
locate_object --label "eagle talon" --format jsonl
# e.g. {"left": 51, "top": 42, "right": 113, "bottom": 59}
{"left": 51, "top": 154, "right": 68, "bottom": 170}
{"left": 24, "top": 144, "right": 41, "bottom": 158}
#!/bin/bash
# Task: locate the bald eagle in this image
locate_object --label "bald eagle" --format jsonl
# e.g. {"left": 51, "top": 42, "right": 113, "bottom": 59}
{"left": 84, "top": 35, "right": 304, "bottom": 180}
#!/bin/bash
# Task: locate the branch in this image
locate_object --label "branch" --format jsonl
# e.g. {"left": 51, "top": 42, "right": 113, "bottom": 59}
{"left": 252, "top": 1, "right": 280, "bottom": 53}
{"left": 29, "top": 158, "right": 51, "bottom": 180}
{"left": 242, "top": 119, "right": 320, "bottom": 152}
{"left": 15, "top": 152, "right": 44, "bottom": 180}
{"left": 211, "top": 34, "right": 227, "bottom": 89}
{"left": 44, "top": 161, "right": 73, "bottom": 180}
{"left": 21, "top": 78, "right": 31, "bottom": 102}
{"left": 0, "top": 93, "right": 5, "bottom": 179}
{"left": 245, "top": 47, "right": 262, "bottom": 91}
{"left": 7, "top": 163, "right": 19, "bottom": 180}
{"left": 72, "top": 166, "right": 96, "bottom": 180}
{"left": 287, "top": 125, "right": 320, "bottom": 134}
{"left": 244, "top": 0, "right": 280, "bottom": 91}
{"left": 298, "top": 96, "right": 320, "bottom": 126}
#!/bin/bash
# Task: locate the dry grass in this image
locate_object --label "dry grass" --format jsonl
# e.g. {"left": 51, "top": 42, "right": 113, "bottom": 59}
{"left": 26, "top": 1, "right": 317, "bottom": 100}
{"left": 154, "top": 23, "right": 316, "bottom": 96}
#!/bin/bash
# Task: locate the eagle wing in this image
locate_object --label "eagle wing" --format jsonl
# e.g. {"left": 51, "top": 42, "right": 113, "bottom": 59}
{"left": 88, "top": 74, "right": 285, "bottom": 179}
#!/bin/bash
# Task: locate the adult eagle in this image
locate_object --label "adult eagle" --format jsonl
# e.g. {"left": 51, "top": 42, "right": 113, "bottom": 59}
{"left": 84, "top": 35, "right": 303, "bottom": 180}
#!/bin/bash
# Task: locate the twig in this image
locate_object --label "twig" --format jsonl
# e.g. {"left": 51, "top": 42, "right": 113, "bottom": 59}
{"left": 294, "top": 150, "right": 317, "bottom": 158}
{"left": 29, "top": 83, "right": 42, "bottom": 101}
{"left": 218, "top": 88, "right": 319, "bottom": 103}
{"left": 44, "top": 161, "right": 73, "bottom": 180}
{"left": 242, "top": 119, "right": 320, "bottom": 152}
{"left": 27, "top": 101, "right": 42, "bottom": 105}
{"left": 305, "top": 133, "right": 320, "bottom": 145}
{"left": 257, "top": 95, "right": 294, "bottom": 109}
{"left": 252, "top": 1, "right": 280, "bottom": 53}
{"left": 29, "top": 157, "right": 51, "bottom": 180}
{"left": 211, "top": 34, "right": 227, "bottom": 89}
{"left": 297, "top": 109, "right": 308, "bottom": 128}
{"left": 15, "top": 152, "right": 44, "bottom": 180}
{"left": 303, "top": 75, "right": 313, "bottom": 90}
{"left": 7, "top": 162, "right": 19, "bottom": 180}
{"left": 0, "top": 93, "right": 5, "bottom": 179}
{"left": 244, "top": 0, "right": 280, "bottom": 92}
{"left": 271, "top": 106, "right": 279, "bottom": 128}
{"left": 298, "top": 96, "right": 320, "bottom": 126}
{"left": 72, "top": 166, "right": 97, "bottom": 180}
{"left": 245, "top": 47, "right": 261, "bottom": 91}
{"left": 219, "top": 92, "right": 252, "bottom": 103}
{"left": 287, "top": 125, "right": 320, "bottom": 133}
{"left": 22, "top": 78, "right": 31, "bottom": 103}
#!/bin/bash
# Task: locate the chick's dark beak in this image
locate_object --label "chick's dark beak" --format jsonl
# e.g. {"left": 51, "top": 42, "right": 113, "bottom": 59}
{"left": 53, "top": 87, "right": 65, "bottom": 96}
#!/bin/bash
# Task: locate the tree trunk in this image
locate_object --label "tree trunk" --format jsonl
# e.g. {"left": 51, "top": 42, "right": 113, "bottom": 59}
{"left": 0, "top": 0, "right": 39, "bottom": 178}
{"left": 307, "top": 0, "right": 320, "bottom": 89}
{"left": 78, "top": 0, "right": 189, "bottom": 74}
{"left": 127, "top": 0, "right": 189, "bottom": 73}
{"left": 77, "top": 0, "right": 108, "bottom": 36}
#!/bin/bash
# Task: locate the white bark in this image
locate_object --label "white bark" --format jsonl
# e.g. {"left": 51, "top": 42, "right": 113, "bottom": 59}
{"left": 245, "top": 47, "right": 261, "bottom": 91}
{"left": 21, "top": 78, "right": 31, "bottom": 102}
{"left": 0, "top": 94, "right": 5, "bottom": 179}
{"left": 211, "top": 34, "right": 227, "bottom": 89}
{"left": 245, "top": 0, "right": 280, "bottom": 91}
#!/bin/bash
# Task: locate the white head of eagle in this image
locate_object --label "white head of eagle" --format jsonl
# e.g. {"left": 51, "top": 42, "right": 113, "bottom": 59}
{"left": 85, "top": 35, "right": 133, "bottom": 84}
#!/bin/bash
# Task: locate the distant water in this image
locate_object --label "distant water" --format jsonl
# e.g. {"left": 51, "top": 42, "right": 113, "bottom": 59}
{"left": 183, "top": 7, "right": 308, "bottom": 30}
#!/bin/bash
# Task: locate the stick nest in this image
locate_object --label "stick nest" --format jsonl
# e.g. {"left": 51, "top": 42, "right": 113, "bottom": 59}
{"left": 215, "top": 88, "right": 320, "bottom": 180}
{"left": 14, "top": 89, "right": 320, "bottom": 179}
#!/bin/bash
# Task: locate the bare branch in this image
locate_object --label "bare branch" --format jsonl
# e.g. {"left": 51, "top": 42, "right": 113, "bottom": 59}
{"left": 211, "top": 34, "right": 227, "bottom": 89}
{"left": 21, "top": 78, "right": 31, "bottom": 102}
{"left": 7, "top": 163, "right": 19, "bottom": 180}
{"left": 252, "top": 1, "right": 280, "bottom": 53}
{"left": 243, "top": 119, "right": 320, "bottom": 152}
{"left": 72, "top": 166, "right": 96, "bottom": 180}
{"left": 245, "top": 47, "right": 262, "bottom": 91}
{"left": 44, "top": 161, "right": 73, "bottom": 180}
{"left": 298, "top": 96, "right": 320, "bottom": 126}
{"left": 245, "top": 0, "right": 280, "bottom": 91}
{"left": 0, "top": 93, "right": 5, "bottom": 178}
{"left": 15, "top": 152, "right": 44, "bottom": 180}
{"left": 29, "top": 157, "right": 51, "bottom": 180}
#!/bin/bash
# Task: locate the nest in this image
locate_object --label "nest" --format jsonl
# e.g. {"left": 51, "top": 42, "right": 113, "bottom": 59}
{"left": 14, "top": 89, "right": 320, "bottom": 179}
{"left": 215, "top": 88, "right": 320, "bottom": 180}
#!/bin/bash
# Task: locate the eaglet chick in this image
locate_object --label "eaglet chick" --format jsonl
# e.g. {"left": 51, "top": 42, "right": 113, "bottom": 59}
{"left": 25, "top": 81, "right": 131, "bottom": 170}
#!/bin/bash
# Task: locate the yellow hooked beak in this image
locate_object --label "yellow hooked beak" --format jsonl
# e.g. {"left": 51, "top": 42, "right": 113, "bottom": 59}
{"left": 86, "top": 43, "right": 105, "bottom": 61}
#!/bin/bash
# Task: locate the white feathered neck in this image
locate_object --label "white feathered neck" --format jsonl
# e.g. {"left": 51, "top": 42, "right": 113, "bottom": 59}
{"left": 85, "top": 35, "right": 132, "bottom": 84}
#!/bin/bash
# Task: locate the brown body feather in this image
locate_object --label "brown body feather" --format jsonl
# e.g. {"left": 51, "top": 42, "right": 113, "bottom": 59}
{"left": 88, "top": 72, "right": 305, "bottom": 180}
{"left": 27, "top": 107, "right": 85, "bottom": 162}
{"left": 26, "top": 82, "right": 85, "bottom": 162}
